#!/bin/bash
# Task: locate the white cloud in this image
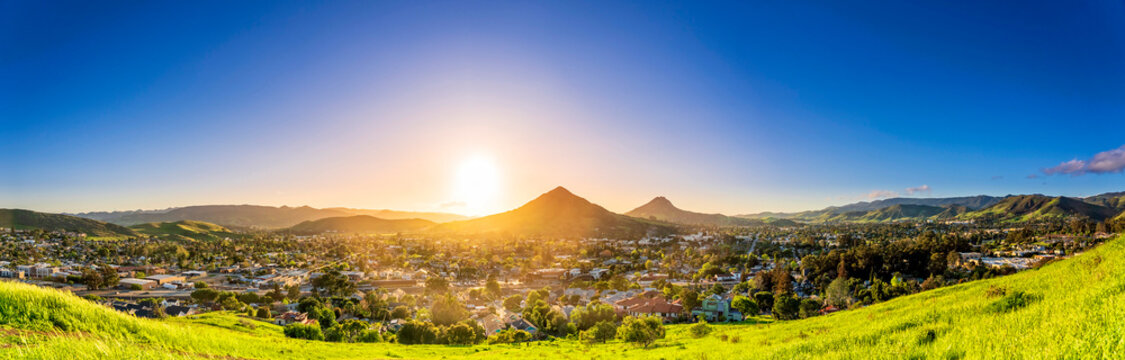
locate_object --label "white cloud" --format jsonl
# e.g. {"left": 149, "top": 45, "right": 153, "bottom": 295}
{"left": 1042, "top": 145, "right": 1125, "bottom": 176}
{"left": 867, "top": 190, "right": 898, "bottom": 199}
{"left": 904, "top": 184, "right": 931, "bottom": 195}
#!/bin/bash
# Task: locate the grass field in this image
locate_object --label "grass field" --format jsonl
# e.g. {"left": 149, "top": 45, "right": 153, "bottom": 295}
{"left": 3, "top": 236, "right": 1125, "bottom": 359}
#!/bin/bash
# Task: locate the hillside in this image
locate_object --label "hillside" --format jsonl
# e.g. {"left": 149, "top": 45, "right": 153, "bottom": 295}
{"left": 0, "top": 209, "right": 137, "bottom": 238}
{"left": 75, "top": 205, "right": 467, "bottom": 229}
{"left": 325, "top": 208, "right": 471, "bottom": 223}
{"left": 1084, "top": 191, "right": 1125, "bottom": 210}
{"left": 286, "top": 215, "right": 435, "bottom": 235}
{"left": 3, "top": 236, "right": 1124, "bottom": 359}
{"left": 625, "top": 197, "right": 758, "bottom": 226}
{"left": 854, "top": 204, "right": 946, "bottom": 222}
{"left": 434, "top": 186, "right": 672, "bottom": 238}
{"left": 739, "top": 195, "right": 1003, "bottom": 220}
{"left": 962, "top": 195, "right": 1121, "bottom": 222}
{"left": 129, "top": 220, "right": 241, "bottom": 241}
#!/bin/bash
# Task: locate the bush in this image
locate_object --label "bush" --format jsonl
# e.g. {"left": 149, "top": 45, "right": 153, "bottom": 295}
{"left": 772, "top": 292, "right": 800, "bottom": 320}
{"left": 985, "top": 285, "right": 1007, "bottom": 298}
{"left": 284, "top": 323, "right": 324, "bottom": 341}
{"left": 357, "top": 329, "right": 382, "bottom": 343}
{"left": 487, "top": 328, "right": 531, "bottom": 344}
{"left": 397, "top": 321, "right": 439, "bottom": 345}
{"left": 579, "top": 320, "right": 617, "bottom": 343}
{"left": 444, "top": 323, "right": 477, "bottom": 345}
{"left": 256, "top": 307, "right": 271, "bottom": 319}
{"left": 617, "top": 315, "right": 665, "bottom": 348}
{"left": 688, "top": 320, "right": 712, "bottom": 338}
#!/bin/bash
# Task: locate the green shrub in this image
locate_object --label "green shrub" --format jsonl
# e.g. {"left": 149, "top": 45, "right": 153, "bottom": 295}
{"left": 283, "top": 323, "right": 324, "bottom": 341}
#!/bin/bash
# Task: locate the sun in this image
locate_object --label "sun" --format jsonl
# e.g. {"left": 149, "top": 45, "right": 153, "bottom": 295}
{"left": 452, "top": 154, "right": 501, "bottom": 215}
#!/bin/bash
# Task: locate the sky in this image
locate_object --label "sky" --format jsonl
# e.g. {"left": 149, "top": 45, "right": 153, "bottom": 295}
{"left": 2, "top": 1, "right": 1124, "bottom": 216}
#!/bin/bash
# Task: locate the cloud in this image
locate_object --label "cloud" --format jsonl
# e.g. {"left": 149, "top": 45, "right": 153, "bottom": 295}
{"left": 904, "top": 184, "right": 931, "bottom": 195}
{"left": 867, "top": 190, "right": 898, "bottom": 199}
{"left": 1026, "top": 174, "right": 1039, "bottom": 179}
{"left": 1042, "top": 145, "right": 1125, "bottom": 176}
{"left": 439, "top": 201, "right": 466, "bottom": 209}
{"left": 990, "top": 175, "right": 1004, "bottom": 181}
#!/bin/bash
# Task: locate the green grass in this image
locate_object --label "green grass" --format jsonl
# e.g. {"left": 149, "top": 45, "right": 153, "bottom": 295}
{"left": 4, "top": 236, "right": 1125, "bottom": 359}
{"left": 129, "top": 220, "right": 241, "bottom": 241}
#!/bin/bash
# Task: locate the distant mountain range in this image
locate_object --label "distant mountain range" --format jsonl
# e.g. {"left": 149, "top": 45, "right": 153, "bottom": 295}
{"left": 8, "top": 189, "right": 1124, "bottom": 237}
{"left": 738, "top": 192, "right": 1125, "bottom": 224}
{"left": 434, "top": 187, "right": 673, "bottom": 237}
{"left": 285, "top": 215, "right": 435, "bottom": 235}
{"left": 73, "top": 205, "right": 469, "bottom": 229}
{"left": 626, "top": 196, "right": 759, "bottom": 226}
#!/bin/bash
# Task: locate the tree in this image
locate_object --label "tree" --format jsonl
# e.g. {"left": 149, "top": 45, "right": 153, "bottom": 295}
{"left": 753, "top": 291, "right": 774, "bottom": 312}
{"left": 731, "top": 296, "right": 758, "bottom": 318}
{"left": 580, "top": 320, "right": 617, "bottom": 343}
{"left": 679, "top": 288, "right": 701, "bottom": 315}
{"left": 431, "top": 293, "right": 469, "bottom": 326}
{"left": 257, "top": 307, "right": 271, "bottom": 319}
{"left": 445, "top": 323, "right": 477, "bottom": 345}
{"left": 772, "top": 292, "right": 800, "bottom": 320}
{"left": 825, "top": 277, "right": 852, "bottom": 308}
{"left": 194, "top": 281, "right": 208, "bottom": 289}
{"left": 357, "top": 329, "right": 382, "bottom": 343}
{"left": 425, "top": 277, "right": 449, "bottom": 294}
{"left": 390, "top": 306, "right": 411, "bottom": 320}
{"left": 312, "top": 271, "right": 356, "bottom": 297}
{"left": 397, "top": 321, "right": 439, "bottom": 345}
{"left": 617, "top": 315, "right": 665, "bottom": 348}
{"left": 283, "top": 323, "right": 324, "bottom": 340}
{"left": 732, "top": 281, "right": 753, "bottom": 295}
{"left": 485, "top": 277, "right": 502, "bottom": 299}
{"left": 570, "top": 301, "right": 616, "bottom": 330}
{"left": 191, "top": 288, "right": 219, "bottom": 304}
{"left": 82, "top": 267, "right": 103, "bottom": 290}
{"left": 798, "top": 299, "right": 821, "bottom": 319}
{"left": 772, "top": 267, "right": 793, "bottom": 294}
{"left": 503, "top": 294, "right": 523, "bottom": 312}
{"left": 708, "top": 283, "right": 726, "bottom": 296}
{"left": 297, "top": 297, "right": 321, "bottom": 313}
{"left": 928, "top": 252, "right": 947, "bottom": 276}
{"left": 364, "top": 291, "right": 389, "bottom": 321}
{"left": 487, "top": 328, "right": 531, "bottom": 344}
{"left": 98, "top": 264, "right": 119, "bottom": 288}
{"left": 286, "top": 285, "right": 301, "bottom": 300}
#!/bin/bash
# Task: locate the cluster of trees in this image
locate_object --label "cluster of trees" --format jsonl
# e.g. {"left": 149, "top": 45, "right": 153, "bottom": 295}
{"left": 80, "top": 264, "right": 120, "bottom": 290}
{"left": 395, "top": 319, "right": 486, "bottom": 345}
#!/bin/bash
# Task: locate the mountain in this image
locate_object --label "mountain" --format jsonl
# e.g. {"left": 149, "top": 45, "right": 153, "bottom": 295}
{"left": 1084, "top": 191, "right": 1125, "bottom": 210}
{"left": 736, "top": 195, "right": 1003, "bottom": 221}
{"left": 434, "top": 186, "right": 672, "bottom": 237}
{"left": 74, "top": 205, "right": 466, "bottom": 229}
{"left": 286, "top": 215, "right": 435, "bottom": 235}
{"left": 625, "top": 197, "right": 758, "bottom": 226}
{"left": 962, "top": 195, "right": 1120, "bottom": 222}
{"left": 325, "top": 208, "right": 470, "bottom": 223}
{"left": 0, "top": 209, "right": 137, "bottom": 238}
{"left": 129, "top": 220, "right": 241, "bottom": 241}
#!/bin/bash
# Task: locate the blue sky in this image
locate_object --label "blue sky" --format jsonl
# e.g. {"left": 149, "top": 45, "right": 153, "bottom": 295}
{"left": 2, "top": 1, "right": 1124, "bottom": 214}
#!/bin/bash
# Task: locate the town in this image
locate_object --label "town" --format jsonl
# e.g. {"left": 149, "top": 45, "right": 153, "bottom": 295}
{"left": 1, "top": 215, "right": 1115, "bottom": 345}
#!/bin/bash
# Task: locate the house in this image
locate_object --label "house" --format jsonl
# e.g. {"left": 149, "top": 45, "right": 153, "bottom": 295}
{"left": 183, "top": 270, "right": 207, "bottom": 278}
{"left": 692, "top": 294, "right": 735, "bottom": 322}
{"left": 509, "top": 318, "right": 538, "bottom": 333}
{"left": 145, "top": 274, "right": 186, "bottom": 286}
{"left": 164, "top": 305, "right": 196, "bottom": 317}
{"left": 0, "top": 268, "right": 24, "bottom": 279}
{"left": 118, "top": 278, "right": 157, "bottom": 290}
{"left": 478, "top": 314, "right": 505, "bottom": 333}
{"left": 274, "top": 311, "right": 316, "bottom": 326}
{"left": 624, "top": 297, "right": 682, "bottom": 323}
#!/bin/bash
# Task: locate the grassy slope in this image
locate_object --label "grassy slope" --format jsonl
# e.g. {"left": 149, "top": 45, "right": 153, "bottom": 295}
{"left": 129, "top": 220, "right": 241, "bottom": 241}
{"left": 4, "top": 236, "right": 1125, "bottom": 359}
{"left": 0, "top": 209, "right": 137, "bottom": 239}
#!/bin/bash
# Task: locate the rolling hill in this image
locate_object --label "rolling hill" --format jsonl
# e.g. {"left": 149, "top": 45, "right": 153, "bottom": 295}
{"left": 853, "top": 204, "right": 946, "bottom": 222}
{"left": 737, "top": 195, "right": 1003, "bottom": 221}
{"left": 434, "top": 186, "right": 672, "bottom": 238}
{"left": 285, "top": 215, "right": 436, "bottom": 235}
{"left": 961, "top": 195, "right": 1121, "bottom": 222}
{"left": 625, "top": 197, "right": 758, "bottom": 226}
{"left": 74, "top": 205, "right": 467, "bottom": 229}
{"left": 1084, "top": 191, "right": 1125, "bottom": 210}
{"left": 129, "top": 220, "right": 241, "bottom": 241}
{"left": 0, "top": 209, "right": 137, "bottom": 238}
{"left": 3, "top": 236, "right": 1123, "bottom": 359}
